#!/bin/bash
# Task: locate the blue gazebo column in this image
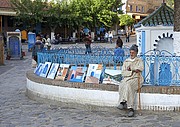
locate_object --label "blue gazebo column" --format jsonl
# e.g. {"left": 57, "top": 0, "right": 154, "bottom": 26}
{"left": 142, "top": 31, "right": 146, "bottom": 79}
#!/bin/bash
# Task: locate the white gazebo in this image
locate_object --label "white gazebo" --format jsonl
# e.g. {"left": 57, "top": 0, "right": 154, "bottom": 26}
{"left": 134, "top": 3, "right": 174, "bottom": 55}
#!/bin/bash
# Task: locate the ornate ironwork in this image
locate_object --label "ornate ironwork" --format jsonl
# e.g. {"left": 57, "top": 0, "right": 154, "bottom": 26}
{"left": 37, "top": 46, "right": 180, "bottom": 86}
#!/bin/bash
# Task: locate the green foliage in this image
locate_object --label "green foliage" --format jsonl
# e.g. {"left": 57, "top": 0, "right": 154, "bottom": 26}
{"left": 11, "top": 0, "right": 48, "bottom": 29}
{"left": 11, "top": 0, "right": 123, "bottom": 32}
{"left": 119, "top": 14, "right": 135, "bottom": 26}
{"left": 166, "top": 0, "right": 174, "bottom": 8}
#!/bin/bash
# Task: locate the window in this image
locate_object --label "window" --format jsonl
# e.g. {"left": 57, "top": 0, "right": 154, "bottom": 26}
{"left": 130, "top": 5, "right": 133, "bottom": 12}
{"left": 142, "top": 6, "right": 144, "bottom": 12}
{"left": 136, "top": 6, "right": 139, "bottom": 12}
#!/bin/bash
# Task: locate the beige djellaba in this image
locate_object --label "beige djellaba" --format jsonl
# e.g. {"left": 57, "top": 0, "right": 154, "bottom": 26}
{"left": 118, "top": 57, "right": 144, "bottom": 109}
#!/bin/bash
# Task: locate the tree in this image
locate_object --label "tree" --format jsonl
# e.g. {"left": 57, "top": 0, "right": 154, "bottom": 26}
{"left": 76, "top": 0, "right": 123, "bottom": 32}
{"left": 11, "top": 0, "right": 123, "bottom": 37}
{"left": 166, "top": 0, "right": 174, "bottom": 8}
{"left": 174, "top": 0, "right": 180, "bottom": 31}
{"left": 173, "top": 0, "right": 180, "bottom": 55}
{"left": 11, "top": 0, "right": 48, "bottom": 31}
{"left": 44, "top": 1, "right": 60, "bottom": 33}
{"left": 119, "top": 14, "right": 135, "bottom": 27}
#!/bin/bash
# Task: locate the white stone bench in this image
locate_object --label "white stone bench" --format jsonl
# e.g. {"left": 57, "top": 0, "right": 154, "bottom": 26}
{"left": 26, "top": 71, "right": 180, "bottom": 111}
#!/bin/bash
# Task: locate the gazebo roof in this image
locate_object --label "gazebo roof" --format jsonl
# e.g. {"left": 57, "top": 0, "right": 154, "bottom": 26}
{"left": 134, "top": 3, "right": 174, "bottom": 28}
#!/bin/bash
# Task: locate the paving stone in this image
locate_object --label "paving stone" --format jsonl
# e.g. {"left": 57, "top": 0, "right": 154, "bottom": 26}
{"left": 172, "top": 122, "right": 180, "bottom": 127}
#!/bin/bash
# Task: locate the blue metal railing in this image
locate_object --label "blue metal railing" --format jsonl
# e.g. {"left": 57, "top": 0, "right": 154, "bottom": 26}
{"left": 140, "top": 50, "right": 180, "bottom": 86}
{"left": 37, "top": 46, "right": 180, "bottom": 86}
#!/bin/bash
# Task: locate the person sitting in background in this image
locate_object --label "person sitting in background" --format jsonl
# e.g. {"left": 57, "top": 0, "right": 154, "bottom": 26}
{"left": 114, "top": 40, "right": 124, "bottom": 65}
{"left": 32, "top": 34, "right": 44, "bottom": 62}
{"left": 117, "top": 44, "right": 144, "bottom": 117}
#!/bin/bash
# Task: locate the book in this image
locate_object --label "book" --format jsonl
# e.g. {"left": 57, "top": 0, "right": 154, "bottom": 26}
{"left": 47, "top": 63, "right": 59, "bottom": 79}
{"left": 85, "top": 64, "right": 103, "bottom": 84}
{"left": 34, "top": 63, "right": 44, "bottom": 76}
{"left": 39, "top": 62, "right": 52, "bottom": 77}
{"left": 67, "top": 66, "right": 87, "bottom": 82}
{"left": 55, "top": 64, "right": 70, "bottom": 81}
{"left": 102, "top": 69, "right": 122, "bottom": 85}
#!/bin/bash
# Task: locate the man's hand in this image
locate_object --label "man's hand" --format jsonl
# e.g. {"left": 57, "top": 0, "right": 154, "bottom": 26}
{"left": 133, "top": 69, "right": 141, "bottom": 73}
{"left": 127, "top": 66, "right": 131, "bottom": 71}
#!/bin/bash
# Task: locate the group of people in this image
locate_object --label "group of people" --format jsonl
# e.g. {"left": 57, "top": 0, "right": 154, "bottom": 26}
{"left": 32, "top": 33, "right": 144, "bottom": 117}
{"left": 104, "top": 31, "right": 113, "bottom": 43}
{"left": 104, "top": 31, "right": 130, "bottom": 43}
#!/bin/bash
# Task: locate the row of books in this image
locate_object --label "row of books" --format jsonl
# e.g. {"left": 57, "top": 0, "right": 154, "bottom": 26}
{"left": 34, "top": 62, "right": 122, "bottom": 85}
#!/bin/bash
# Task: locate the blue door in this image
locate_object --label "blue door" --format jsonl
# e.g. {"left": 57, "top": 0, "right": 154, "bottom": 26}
{"left": 9, "top": 36, "right": 20, "bottom": 58}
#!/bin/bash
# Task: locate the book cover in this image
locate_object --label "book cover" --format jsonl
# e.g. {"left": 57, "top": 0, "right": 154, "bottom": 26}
{"left": 102, "top": 69, "right": 122, "bottom": 85}
{"left": 55, "top": 64, "right": 70, "bottom": 81}
{"left": 47, "top": 63, "right": 59, "bottom": 79}
{"left": 85, "top": 64, "right": 103, "bottom": 84}
{"left": 39, "top": 62, "right": 52, "bottom": 77}
{"left": 67, "top": 66, "right": 87, "bottom": 82}
{"left": 34, "top": 63, "right": 44, "bottom": 76}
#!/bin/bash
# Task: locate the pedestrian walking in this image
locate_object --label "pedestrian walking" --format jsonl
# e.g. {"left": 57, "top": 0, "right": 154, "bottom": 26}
{"left": 126, "top": 32, "right": 130, "bottom": 42}
{"left": 32, "top": 34, "right": 44, "bottom": 63}
{"left": 105, "top": 32, "right": 109, "bottom": 42}
{"left": 109, "top": 31, "right": 113, "bottom": 44}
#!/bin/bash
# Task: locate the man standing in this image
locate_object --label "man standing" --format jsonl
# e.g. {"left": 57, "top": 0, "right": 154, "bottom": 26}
{"left": 126, "top": 32, "right": 130, "bottom": 42}
{"left": 116, "top": 36, "right": 123, "bottom": 48}
{"left": 32, "top": 34, "right": 44, "bottom": 63}
{"left": 109, "top": 31, "right": 113, "bottom": 44}
{"left": 117, "top": 44, "right": 144, "bottom": 117}
{"left": 104, "top": 32, "right": 109, "bottom": 42}
{"left": 83, "top": 34, "right": 92, "bottom": 54}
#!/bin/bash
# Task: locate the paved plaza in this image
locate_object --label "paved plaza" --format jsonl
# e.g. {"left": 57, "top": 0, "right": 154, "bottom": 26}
{"left": 1, "top": 37, "right": 180, "bottom": 127}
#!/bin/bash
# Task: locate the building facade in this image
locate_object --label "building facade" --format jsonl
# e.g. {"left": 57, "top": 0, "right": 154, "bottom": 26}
{"left": 122, "top": 0, "right": 163, "bottom": 23}
{"left": 0, "top": 0, "right": 16, "bottom": 34}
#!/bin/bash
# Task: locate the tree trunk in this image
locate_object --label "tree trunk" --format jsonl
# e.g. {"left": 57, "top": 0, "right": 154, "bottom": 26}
{"left": 173, "top": 0, "right": 180, "bottom": 56}
{"left": 65, "top": 25, "right": 67, "bottom": 39}
{"left": 174, "top": 0, "right": 180, "bottom": 32}
{"left": 77, "top": 27, "right": 81, "bottom": 43}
